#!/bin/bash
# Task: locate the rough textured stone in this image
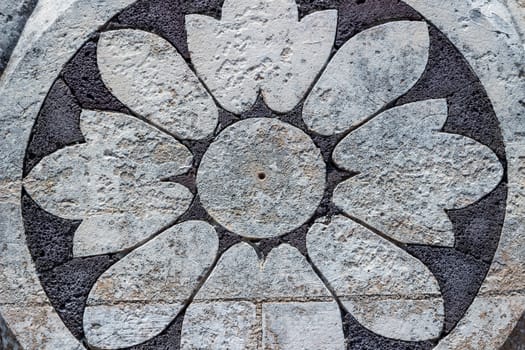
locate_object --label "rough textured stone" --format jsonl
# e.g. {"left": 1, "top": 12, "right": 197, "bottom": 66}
{"left": 262, "top": 302, "right": 345, "bottom": 350}
{"left": 0, "top": 314, "right": 21, "bottom": 350}
{"left": 0, "top": 0, "right": 524, "bottom": 348}
{"left": 23, "top": 78, "right": 83, "bottom": 175}
{"left": 186, "top": 0, "right": 337, "bottom": 114}
{"left": 333, "top": 99, "right": 503, "bottom": 246}
{"left": 98, "top": 29, "right": 218, "bottom": 140}
{"left": 185, "top": 242, "right": 344, "bottom": 348}
{"left": 195, "top": 243, "right": 330, "bottom": 300}
{"left": 343, "top": 298, "right": 444, "bottom": 341}
{"left": 62, "top": 40, "right": 130, "bottom": 113}
{"left": 24, "top": 110, "right": 193, "bottom": 256}
{"left": 198, "top": 118, "right": 325, "bottom": 238}
{"left": 502, "top": 313, "right": 525, "bottom": 350}
{"left": 307, "top": 215, "right": 444, "bottom": 340}
{"left": 84, "top": 220, "right": 218, "bottom": 348}
{"left": 303, "top": 20, "right": 430, "bottom": 135}
{"left": 0, "top": 0, "right": 36, "bottom": 74}
{"left": 181, "top": 301, "right": 258, "bottom": 350}
{"left": 1, "top": 305, "right": 84, "bottom": 350}
{"left": 405, "top": 245, "right": 489, "bottom": 334}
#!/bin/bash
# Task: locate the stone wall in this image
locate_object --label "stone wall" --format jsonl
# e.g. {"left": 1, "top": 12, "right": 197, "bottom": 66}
{"left": 0, "top": 1, "right": 523, "bottom": 349}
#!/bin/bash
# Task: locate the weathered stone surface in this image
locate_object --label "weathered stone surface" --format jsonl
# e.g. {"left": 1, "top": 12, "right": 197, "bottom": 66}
{"left": 185, "top": 242, "right": 344, "bottom": 348}
{"left": 0, "top": 0, "right": 524, "bottom": 348}
{"left": 1, "top": 305, "right": 84, "bottom": 350}
{"left": 181, "top": 301, "right": 258, "bottom": 350}
{"left": 186, "top": 0, "right": 336, "bottom": 114}
{"left": 262, "top": 302, "right": 345, "bottom": 350}
{"left": 307, "top": 215, "right": 444, "bottom": 340}
{"left": 198, "top": 118, "right": 325, "bottom": 238}
{"left": 333, "top": 99, "right": 503, "bottom": 246}
{"left": 98, "top": 29, "right": 218, "bottom": 139}
{"left": 343, "top": 298, "right": 444, "bottom": 341}
{"left": 303, "top": 20, "right": 430, "bottom": 135}
{"left": 195, "top": 243, "right": 330, "bottom": 300}
{"left": 84, "top": 304, "right": 183, "bottom": 349}
{"left": 0, "top": 0, "right": 36, "bottom": 74}
{"left": 84, "top": 220, "right": 218, "bottom": 348}
{"left": 24, "top": 110, "right": 193, "bottom": 256}
{"left": 435, "top": 296, "right": 525, "bottom": 350}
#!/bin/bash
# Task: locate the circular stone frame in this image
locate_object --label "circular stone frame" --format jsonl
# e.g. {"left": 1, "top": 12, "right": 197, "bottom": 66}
{"left": 0, "top": 1, "right": 523, "bottom": 349}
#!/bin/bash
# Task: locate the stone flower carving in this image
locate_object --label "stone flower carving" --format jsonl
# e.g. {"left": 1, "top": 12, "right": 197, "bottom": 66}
{"left": 23, "top": 0, "right": 503, "bottom": 348}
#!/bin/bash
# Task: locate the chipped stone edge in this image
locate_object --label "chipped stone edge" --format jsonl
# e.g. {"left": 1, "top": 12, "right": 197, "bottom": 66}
{"left": 0, "top": 0, "right": 522, "bottom": 349}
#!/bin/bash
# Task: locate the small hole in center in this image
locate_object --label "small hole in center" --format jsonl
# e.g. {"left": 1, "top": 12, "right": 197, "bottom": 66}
{"left": 257, "top": 172, "right": 267, "bottom": 180}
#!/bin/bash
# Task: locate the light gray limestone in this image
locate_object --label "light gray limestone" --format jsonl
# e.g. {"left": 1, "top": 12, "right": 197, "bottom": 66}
{"left": 197, "top": 118, "right": 325, "bottom": 238}
{"left": 435, "top": 295, "right": 525, "bottom": 350}
{"left": 307, "top": 215, "right": 444, "bottom": 340}
{"left": 195, "top": 243, "right": 330, "bottom": 300}
{"left": 24, "top": 110, "right": 193, "bottom": 256}
{"left": 303, "top": 21, "right": 430, "bottom": 135}
{"left": 84, "top": 220, "right": 218, "bottom": 348}
{"left": 333, "top": 99, "right": 503, "bottom": 246}
{"left": 344, "top": 298, "right": 444, "bottom": 341}
{"left": 186, "top": 0, "right": 337, "bottom": 114}
{"left": 0, "top": 1, "right": 140, "bottom": 348}
{"left": 1, "top": 305, "right": 84, "bottom": 350}
{"left": 98, "top": 29, "right": 218, "bottom": 140}
{"left": 181, "top": 301, "right": 258, "bottom": 350}
{"left": 0, "top": 0, "right": 36, "bottom": 74}
{"left": 184, "top": 242, "right": 344, "bottom": 349}
{"left": 262, "top": 302, "right": 345, "bottom": 350}
{"left": 84, "top": 304, "right": 183, "bottom": 349}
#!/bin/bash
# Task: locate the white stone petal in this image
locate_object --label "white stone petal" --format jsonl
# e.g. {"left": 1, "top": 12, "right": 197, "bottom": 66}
{"left": 195, "top": 243, "right": 331, "bottom": 300}
{"left": 84, "top": 221, "right": 218, "bottom": 349}
{"left": 98, "top": 29, "right": 218, "bottom": 139}
{"left": 260, "top": 10, "right": 337, "bottom": 113}
{"left": 24, "top": 110, "right": 193, "bottom": 256}
{"left": 333, "top": 99, "right": 503, "bottom": 245}
{"left": 307, "top": 215, "right": 444, "bottom": 341}
{"left": 303, "top": 21, "right": 430, "bottom": 135}
{"left": 183, "top": 243, "right": 345, "bottom": 348}
{"left": 263, "top": 302, "right": 345, "bottom": 350}
{"left": 186, "top": 14, "right": 258, "bottom": 114}
{"left": 186, "top": 1, "right": 336, "bottom": 114}
{"left": 343, "top": 298, "right": 444, "bottom": 341}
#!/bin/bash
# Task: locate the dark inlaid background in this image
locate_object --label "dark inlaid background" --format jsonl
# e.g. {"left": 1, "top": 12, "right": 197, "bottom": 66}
{"left": 17, "top": 0, "right": 512, "bottom": 349}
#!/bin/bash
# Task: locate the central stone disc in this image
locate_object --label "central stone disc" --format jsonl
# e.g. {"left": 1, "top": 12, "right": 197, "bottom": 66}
{"left": 197, "top": 118, "right": 326, "bottom": 239}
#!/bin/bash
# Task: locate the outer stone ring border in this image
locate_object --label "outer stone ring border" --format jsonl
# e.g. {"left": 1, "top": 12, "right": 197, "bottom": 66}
{"left": 0, "top": 1, "right": 523, "bottom": 349}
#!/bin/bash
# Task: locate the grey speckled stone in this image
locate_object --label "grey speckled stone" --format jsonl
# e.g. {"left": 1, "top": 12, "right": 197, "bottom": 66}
{"left": 0, "top": 0, "right": 36, "bottom": 74}
{"left": 98, "top": 29, "right": 218, "bottom": 140}
{"left": 303, "top": 20, "right": 429, "bottom": 135}
{"left": 198, "top": 118, "right": 325, "bottom": 238}
{"left": 184, "top": 242, "right": 344, "bottom": 349}
{"left": 181, "top": 301, "right": 258, "bottom": 350}
{"left": 307, "top": 215, "right": 444, "bottom": 340}
{"left": 84, "top": 220, "right": 218, "bottom": 349}
{"left": 195, "top": 243, "right": 330, "bottom": 300}
{"left": 24, "top": 110, "right": 193, "bottom": 256}
{"left": 343, "top": 297, "right": 444, "bottom": 341}
{"left": 1, "top": 0, "right": 524, "bottom": 348}
{"left": 186, "top": 0, "right": 336, "bottom": 114}
{"left": 262, "top": 302, "right": 344, "bottom": 350}
{"left": 0, "top": 314, "right": 21, "bottom": 350}
{"left": 333, "top": 99, "right": 503, "bottom": 246}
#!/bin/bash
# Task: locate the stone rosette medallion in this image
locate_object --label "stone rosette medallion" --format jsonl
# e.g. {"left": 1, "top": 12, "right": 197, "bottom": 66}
{"left": 0, "top": 0, "right": 524, "bottom": 349}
